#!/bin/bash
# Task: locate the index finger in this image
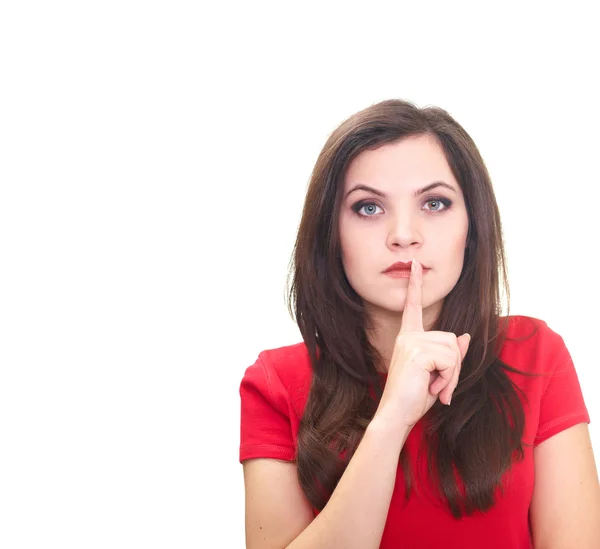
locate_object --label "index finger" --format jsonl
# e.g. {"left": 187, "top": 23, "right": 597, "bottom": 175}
{"left": 399, "top": 260, "right": 424, "bottom": 333}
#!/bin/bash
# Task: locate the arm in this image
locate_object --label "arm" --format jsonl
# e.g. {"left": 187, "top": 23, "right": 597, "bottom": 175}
{"left": 243, "top": 412, "right": 411, "bottom": 549}
{"left": 530, "top": 423, "right": 600, "bottom": 549}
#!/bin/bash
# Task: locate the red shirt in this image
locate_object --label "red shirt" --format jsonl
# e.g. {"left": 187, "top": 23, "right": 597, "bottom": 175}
{"left": 239, "top": 316, "right": 590, "bottom": 548}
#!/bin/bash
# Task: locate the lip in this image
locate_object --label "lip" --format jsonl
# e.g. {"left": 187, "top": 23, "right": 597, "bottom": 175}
{"left": 383, "top": 260, "right": 430, "bottom": 274}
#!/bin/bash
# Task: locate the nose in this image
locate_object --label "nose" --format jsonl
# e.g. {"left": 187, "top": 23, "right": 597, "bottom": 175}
{"left": 386, "top": 213, "right": 423, "bottom": 249}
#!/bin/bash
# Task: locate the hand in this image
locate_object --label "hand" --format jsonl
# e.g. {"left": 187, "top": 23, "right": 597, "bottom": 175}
{"left": 375, "top": 260, "right": 471, "bottom": 428}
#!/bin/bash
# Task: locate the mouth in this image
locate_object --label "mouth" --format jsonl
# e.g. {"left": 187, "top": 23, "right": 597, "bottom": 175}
{"left": 383, "top": 268, "right": 430, "bottom": 278}
{"left": 382, "top": 260, "right": 430, "bottom": 274}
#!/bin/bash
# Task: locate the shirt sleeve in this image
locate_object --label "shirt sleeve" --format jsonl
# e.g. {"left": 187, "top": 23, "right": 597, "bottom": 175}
{"left": 239, "top": 355, "right": 296, "bottom": 463}
{"left": 534, "top": 336, "right": 590, "bottom": 446}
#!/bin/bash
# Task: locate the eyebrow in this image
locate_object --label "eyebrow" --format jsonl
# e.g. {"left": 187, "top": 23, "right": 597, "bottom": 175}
{"left": 345, "top": 181, "right": 457, "bottom": 199}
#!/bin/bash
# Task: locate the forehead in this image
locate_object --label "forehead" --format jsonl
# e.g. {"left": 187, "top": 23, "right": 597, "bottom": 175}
{"left": 344, "top": 134, "right": 457, "bottom": 191}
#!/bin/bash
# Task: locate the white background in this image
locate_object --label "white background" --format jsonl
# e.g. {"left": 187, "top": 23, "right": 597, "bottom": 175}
{"left": 1, "top": 1, "right": 598, "bottom": 547}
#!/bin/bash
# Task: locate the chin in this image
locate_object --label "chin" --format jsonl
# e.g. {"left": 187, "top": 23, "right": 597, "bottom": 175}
{"left": 364, "top": 298, "right": 420, "bottom": 316}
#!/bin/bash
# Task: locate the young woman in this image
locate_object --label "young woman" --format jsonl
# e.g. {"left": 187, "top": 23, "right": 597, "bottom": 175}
{"left": 238, "top": 99, "right": 600, "bottom": 548}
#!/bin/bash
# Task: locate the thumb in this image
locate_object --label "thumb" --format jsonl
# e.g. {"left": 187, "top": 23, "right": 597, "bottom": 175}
{"left": 457, "top": 333, "right": 471, "bottom": 361}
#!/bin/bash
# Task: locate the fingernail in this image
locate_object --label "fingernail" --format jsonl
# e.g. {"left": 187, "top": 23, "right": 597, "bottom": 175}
{"left": 448, "top": 397, "right": 452, "bottom": 406}
{"left": 411, "top": 260, "right": 417, "bottom": 273}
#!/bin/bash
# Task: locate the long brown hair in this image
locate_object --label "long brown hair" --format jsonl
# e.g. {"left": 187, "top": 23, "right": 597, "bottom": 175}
{"left": 285, "top": 99, "right": 536, "bottom": 518}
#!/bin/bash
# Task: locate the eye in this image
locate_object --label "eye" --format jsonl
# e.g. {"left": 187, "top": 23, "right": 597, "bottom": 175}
{"left": 352, "top": 201, "right": 383, "bottom": 218}
{"left": 424, "top": 197, "right": 453, "bottom": 212}
{"left": 352, "top": 197, "right": 453, "bottom": 218}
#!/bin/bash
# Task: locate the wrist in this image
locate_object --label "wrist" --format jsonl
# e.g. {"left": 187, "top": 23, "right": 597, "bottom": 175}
{"left": 368, "top": 409, "right": 413, "bottom": 441}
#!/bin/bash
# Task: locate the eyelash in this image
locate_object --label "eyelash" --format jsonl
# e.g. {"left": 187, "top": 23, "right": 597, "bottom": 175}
{"left": 351, "top": 197, "right": 453, "bottom": 218}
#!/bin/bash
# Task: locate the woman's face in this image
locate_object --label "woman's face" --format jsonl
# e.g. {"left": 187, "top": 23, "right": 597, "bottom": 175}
{"left": 338, "top": 134, "right": 470, "bottom": 328}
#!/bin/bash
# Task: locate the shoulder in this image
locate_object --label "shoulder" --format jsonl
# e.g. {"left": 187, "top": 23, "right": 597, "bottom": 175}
{"left": 499, "top": 314, "right": 571, "bottom": 373}
{"left": 499, "top": 315, "right": 590, "bottom": 446}
{"left": 502, "top": 314, "right": 549, "bottom": 340}
{"left": 240, "top": 341, "right": 313, "bottom": 415}
{"left": 245, "top": 341, "right": 312, "bottom": 388}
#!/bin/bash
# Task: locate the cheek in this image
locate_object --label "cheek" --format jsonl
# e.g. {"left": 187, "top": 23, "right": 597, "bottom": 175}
{"left": 443, "top": 215, "right": 469, "bottom": 250}
{"left": 339, "top": 219, "right": 358, "bottom": 256}
{"left": 448, "top": 229, "right": 469, "bottom": 270}
{"left": 430, "top": 226, "right": 468, "bottom": 273}
{"left": 340, "top": 238, "right": 360, "bottom": 272}
{"left": 339, "top": 224, "right": 373, "bottom": 274}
